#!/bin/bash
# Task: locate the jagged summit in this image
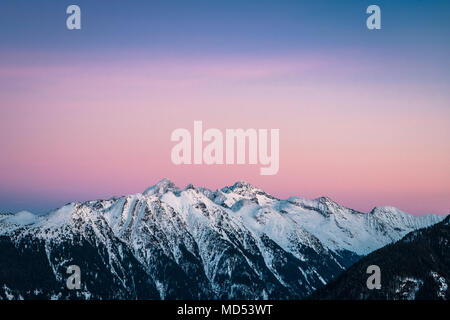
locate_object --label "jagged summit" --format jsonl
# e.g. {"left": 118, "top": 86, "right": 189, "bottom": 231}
{"left": 369, "top": 206, "right": 403, "bottom": 214}
{"left": 231, "top": 180, "right": 258, "bottom": 189}
{"left": 220, "top": 180, "right": 260, "bottom": 193}
{"left": 184, "top": 183, "right": 195, "bottom": 190}
{"left": 141, "top": 180, "right": 345, "bottom": 214}
{"left": 143, "top": 178, "right": 179, "bottom": 195}
{"left": 314, "top": 196, "right": 341, "bottom": 208}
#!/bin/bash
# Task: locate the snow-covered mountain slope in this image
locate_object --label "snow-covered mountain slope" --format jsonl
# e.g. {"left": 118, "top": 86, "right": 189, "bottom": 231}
{"left": 0, "top": 179, "right": 445, "bottom": 300}
{"left": 0, "top": 203, "right": 159, "bottom": 300}
{"left": 312, "top": 215, "right": 450, "bottom": 300}
{"left": 206, "top": 181, "right": 442, "bottom": 255}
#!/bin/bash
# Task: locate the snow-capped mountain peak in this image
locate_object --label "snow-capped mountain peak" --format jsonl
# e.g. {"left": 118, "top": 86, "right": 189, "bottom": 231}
{"left": 143, "top": 178, "right": 179, "bottom": 196}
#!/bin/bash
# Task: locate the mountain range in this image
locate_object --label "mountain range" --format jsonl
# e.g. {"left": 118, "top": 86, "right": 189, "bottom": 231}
{"left": 0, "top": 179, "right": 445, "bottom": 300}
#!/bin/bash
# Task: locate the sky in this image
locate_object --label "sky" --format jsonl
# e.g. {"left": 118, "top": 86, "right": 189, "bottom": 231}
{"left": 0, "top": 0, "right": 449, "bottom": 215}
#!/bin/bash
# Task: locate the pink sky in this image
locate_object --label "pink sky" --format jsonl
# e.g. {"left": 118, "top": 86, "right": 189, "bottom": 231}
{"left": 1, "top": 52, "right": 449, "bottom": 215}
